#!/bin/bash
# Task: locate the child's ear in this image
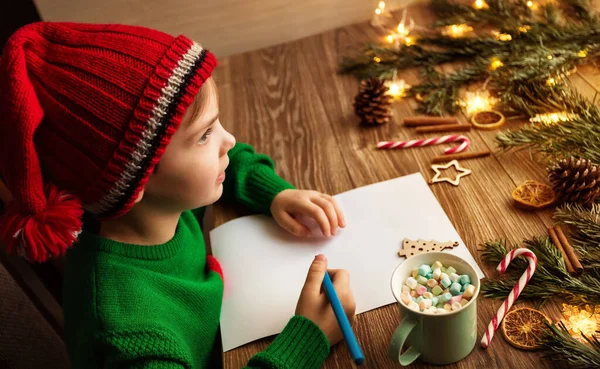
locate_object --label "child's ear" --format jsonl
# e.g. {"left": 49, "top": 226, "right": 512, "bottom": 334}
{"left": 135, "top": 189, "right": 144, "bottom": 204}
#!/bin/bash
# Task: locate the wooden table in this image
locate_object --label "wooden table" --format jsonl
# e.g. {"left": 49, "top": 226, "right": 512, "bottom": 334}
{"left": 212, "top": 1, "right": 600, "bottom": 367}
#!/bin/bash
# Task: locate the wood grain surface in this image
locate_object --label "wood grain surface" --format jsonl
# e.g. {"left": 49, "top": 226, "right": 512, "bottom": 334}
{"left": 212, "top": 1, "right": 592, "bottom": 367}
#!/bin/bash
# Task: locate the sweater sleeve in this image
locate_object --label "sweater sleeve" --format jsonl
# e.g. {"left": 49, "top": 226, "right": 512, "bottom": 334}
{"left": 95, "top": 318, "right": 328, "bottom": 369}
{"left": 243, "top": 316, "right": 330, "bottom": 369}
{"left": 221, "top": 142, "right": 295, "bottom": 214}
{"left": 97, "top": 329, "right": 193, "bottom": 369}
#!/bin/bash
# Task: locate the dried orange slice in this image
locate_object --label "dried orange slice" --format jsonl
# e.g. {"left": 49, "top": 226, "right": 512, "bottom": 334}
{"left": 502, "top": 307, "right": 551, "bottom": 350}
{"left": 471, "top": 110, "right": 505, "bottom": 130}
{"left": 512, "top": 180, "right": 556, "bottom": 210}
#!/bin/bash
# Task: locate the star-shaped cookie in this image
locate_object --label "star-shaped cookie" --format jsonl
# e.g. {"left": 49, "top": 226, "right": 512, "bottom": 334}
{"left": 430, "top": 160, "right": 471, "bottom": 186}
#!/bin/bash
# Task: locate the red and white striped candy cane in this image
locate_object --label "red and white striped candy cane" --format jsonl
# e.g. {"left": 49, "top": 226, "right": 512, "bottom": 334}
{"left": 481, "top": 248, "right": 538, "bottom": 348}
{"left": 376, "top": 135, "right": 470, "bottom": 154}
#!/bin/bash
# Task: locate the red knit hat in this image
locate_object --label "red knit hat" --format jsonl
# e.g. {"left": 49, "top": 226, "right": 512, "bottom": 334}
{"left": 0, "top": 22, "right": 217, "bottom": 262}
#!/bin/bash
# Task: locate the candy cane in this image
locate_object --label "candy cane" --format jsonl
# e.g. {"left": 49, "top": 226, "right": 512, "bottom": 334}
{"left": 481, "top": 248, "right": 538, "bottom": 348}
{"left": 376, "top": 135, "right": 470, "bottom": 154}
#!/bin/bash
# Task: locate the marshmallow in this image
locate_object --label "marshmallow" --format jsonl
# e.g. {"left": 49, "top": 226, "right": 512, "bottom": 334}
{"left": 426, "top": 279, "right": 438, "bottom": 288}
{"left": 439, "top": 292, "right": 452, "bottom": 303}
{"left": 432, "top": 261, "right": 443, "bottom": 270}
{"left": 451, "top": 302, "right": 462, "bottom": 311}
{"left": 410, "top": 290, "right": 418, "bottom": 298}
{"left": 401, "top": 291, "right": 412, "bottom": 305}
{"left": 463, "top": 284, "right": 476, "bottom": 298}
{"left": 446, "top": 266, "right": 457, "bottom": 275}
{"left": 441, "top": 276, "right": 452, "bottom": 288}
{"left": 460, "top": 298, "right": 469, "bottom": 307}
{"left": 432, "top": 285, "right": 444, "bottom": 296}
{"left": 418, "top": 264, "right": 432, "bottom": 277}
{"left": 402, "top": 285, "right": 411, "bottom": 293}
{"left": 459, "top": 274, "right": 471, "bottom": 285}
{"left": 423, "top": 292, "right": 434, "bottom": 299}
{"left": 411, "top": 269, "right": 419, "bottom": 278}
{"left": 450, "top": 282, "right": 462, "bottom": 296}
{"left": 432, "top": 268, "right": 442, "bottom": 280}
{"left": 416, "top": 285, "right": 428, "bottom": 295}
{"left": 431, "top": 297, "right": 439, "bottom": 307}
{"left": 416, "top": 296, "right": 424, "bottom": 303}
{"left": 419, "top": 299, "right": 433, "bottom": 311}
{"left": 450, "top": 295, "right": 462, "bottom": 304}
{"left": 443, "top": 303, "right": 452, "bottom": 311}
{"left": 450, "top": 273, "right": 460, "bottom": 283}
{"left": 408, "top": 301, "right": 420, "bottom": 311}
{"left": 437, "top": 308, "right": 447, "bottom": 314}
{"left": 416, "top": 275, "right": 428, "bottom": 285}
{"left": 406, "top": 277, "right": 418, "bottom": 289}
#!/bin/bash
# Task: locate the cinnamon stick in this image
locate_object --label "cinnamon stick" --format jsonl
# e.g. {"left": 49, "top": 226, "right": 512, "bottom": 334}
{"left": 554, "top": 225, "right": 583, "bottom": 276}
{"left": 416, "top": 123, "right": 471, "bottom": 133}
{"left": 431, "top": 150, "right": 491, "bottom": 164}
{"left": 404, "top": 116, "right": 458, "bottom": 127}
{"left": 548, "top": 227, "right": 576, "bottom": 276}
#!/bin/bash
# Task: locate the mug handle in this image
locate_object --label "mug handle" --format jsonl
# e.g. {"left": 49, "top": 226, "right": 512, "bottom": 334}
{"left": 388, "top": 316, "right": 421, "bottom": 366}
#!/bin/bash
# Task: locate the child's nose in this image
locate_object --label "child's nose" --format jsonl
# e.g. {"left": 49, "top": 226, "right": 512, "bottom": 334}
{"left": 222, "top": 130, "right": 236, "bottom": 155}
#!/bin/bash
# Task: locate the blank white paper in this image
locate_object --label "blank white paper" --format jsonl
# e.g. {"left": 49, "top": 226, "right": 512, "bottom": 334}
{"left": 210, "top": 173, "right": 485, "bottom": 351}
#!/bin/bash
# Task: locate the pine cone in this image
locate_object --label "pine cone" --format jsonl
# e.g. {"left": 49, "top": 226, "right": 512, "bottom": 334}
{"left": 548, "top": 157, "right": 600, "bottom": 206}
{"left": 353, "top": 77, "right": 393, "bottom": 125}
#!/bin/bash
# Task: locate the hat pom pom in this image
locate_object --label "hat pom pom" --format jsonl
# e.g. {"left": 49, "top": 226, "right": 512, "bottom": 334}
{"left": 0, "top": 184, "right": 83, "bottom": 262}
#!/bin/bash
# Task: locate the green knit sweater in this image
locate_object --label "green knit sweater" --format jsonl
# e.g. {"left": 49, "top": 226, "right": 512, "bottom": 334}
{"left": 63, "top": 143, "right": 330, "bottom": 369}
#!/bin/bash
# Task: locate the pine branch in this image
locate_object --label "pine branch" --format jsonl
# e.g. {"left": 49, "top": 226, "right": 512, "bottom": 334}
{"left": 480, "top": 238, "right": 600, "bottom": 305}
{"left": 542, "top": 322, "right": 600, "bottom": 369}
{"left": 495, "top": 86, "right": 600, "bottom": 163}
{"left": 555, "top": 204, "right": 600, "bottom": 272}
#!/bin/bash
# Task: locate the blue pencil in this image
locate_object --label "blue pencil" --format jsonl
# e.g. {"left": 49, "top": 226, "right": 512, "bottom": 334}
{"left": 322, "top": 272, "right": 365, "bottom": 365}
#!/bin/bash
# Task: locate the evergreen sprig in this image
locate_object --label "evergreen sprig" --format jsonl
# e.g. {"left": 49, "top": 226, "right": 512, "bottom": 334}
{"left": 555, "top": 204, "right": 600, "bottom": 274}
{"left": 542, "top": 322, "right": 600, "bottom": 369}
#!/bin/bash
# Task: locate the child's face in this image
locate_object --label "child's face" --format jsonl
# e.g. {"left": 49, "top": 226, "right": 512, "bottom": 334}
{"left": 143, "top": 78, "right": 236, "bottom": 212}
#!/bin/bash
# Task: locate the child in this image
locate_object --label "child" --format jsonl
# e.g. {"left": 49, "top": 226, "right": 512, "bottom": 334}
{"left": 0, "top": 22, "right": 356, "bottom": 368}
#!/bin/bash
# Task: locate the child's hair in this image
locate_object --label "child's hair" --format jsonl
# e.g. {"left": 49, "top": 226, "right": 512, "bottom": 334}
{"left": 0, "top": 22, "right": 218, "bottom": 262}
{"left": 185, "top": 76, "right": 218, "bottom": 126}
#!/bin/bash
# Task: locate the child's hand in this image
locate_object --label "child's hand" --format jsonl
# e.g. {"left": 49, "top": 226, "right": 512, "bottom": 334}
{"left": 270, "top": 189, "right": 346, "bottom": 237}
{"left": 296, "top": 254, "right": 356, "bottom": 346}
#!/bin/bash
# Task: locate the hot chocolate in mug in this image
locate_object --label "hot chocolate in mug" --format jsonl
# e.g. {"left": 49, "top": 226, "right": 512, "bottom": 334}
{"left": 388, "top": 252, "right": 481, "bottom": 366}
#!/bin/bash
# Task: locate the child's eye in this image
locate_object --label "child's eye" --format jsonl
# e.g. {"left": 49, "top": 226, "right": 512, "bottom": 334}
{"left": 198, "top": 128, "right": 213, "bottom": 145}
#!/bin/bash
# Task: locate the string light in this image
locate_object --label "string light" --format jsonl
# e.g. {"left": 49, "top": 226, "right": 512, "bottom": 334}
{"left": 547, "top": 55, "right": 553, "bottom": 60}
{"left": 527, "top": 1, "right": 534, "bottom": 7}
{"left": 459, "top": 90, "right": 497, "bottom": 116}
{"left": 492, "top": 30, "right": 512, "bottom": 41}
{"left": 371, "top": 1, "right": 392, "bottom": 30}
{"left": 397, "top": 22, "right": 409, "bottom": 37}
{"left": 386, "top": 79, "right": 411, "bottom": 100}
{"left": 373, "top": 56, "right": 381, "bottom": 63}
{"left": 383, "top": 10, "right": 416, "bottom": 48}
{"left": 561, "top": 304, "right": 600, "bottom": 342}
{"left": 546, "top": 77, "right": 557, "bottom": 86}
{"left": 474, "top": 0, "right": 489, "bottom": 9}
{"left": 490, "top": 58, "right": 504, "bottom": 70}
{"left": 518, "top": 25, "right": 531, "bottom": 33}
{"left": 442, "top": 24, "right": 474, "bottom": 38}
{"left": 578, "top": 49, "right": 588, "bottom": 58}
{"left": 530, "top": 112, "right": 578, "bottom": 125}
